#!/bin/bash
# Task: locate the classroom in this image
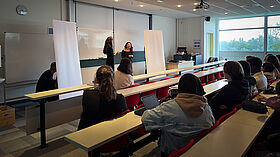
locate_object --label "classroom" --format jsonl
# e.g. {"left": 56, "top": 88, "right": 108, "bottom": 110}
{"left": 0, "top": 0, "right": 280, "bottom": 157}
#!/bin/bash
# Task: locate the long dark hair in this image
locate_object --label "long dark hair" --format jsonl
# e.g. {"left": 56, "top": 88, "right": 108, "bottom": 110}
{"left": 96, "top": 66, "right": 117, "bottom": 101}
{"left": 124, "top": 42, "right": 133, "bottom": 52}
{"left": 178, "top": 74, "right": 205, "bottom": 96}
{"left": 117, "top": 58, "right": 133, "bottom": 75}
{"left": 224, "top": 61, "right": 244, "bottom": 80}
{"left": 267, "top": 55, "right": 280, "bottom": 71}
{"left": 103, "top": 36, "right": 113, "bottom": 54}
{"left": 238, "top": 61, "right": 251, "bottom": 76}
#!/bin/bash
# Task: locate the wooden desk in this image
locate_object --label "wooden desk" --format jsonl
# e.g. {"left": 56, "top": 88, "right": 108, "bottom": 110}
{"left": 24, "top": 84, "right": 93, "bottom": 148}
{"left": 133, "top": 60, "right": 226, "bottom": 81}
{"left": 25, "top": 66, "right": 223, "bottom": 148}
{"left": 182, "top": 108, "right": 274, "bottom": 157}
{"left": 64, "top": 80, "right": 228, "bottom": 152}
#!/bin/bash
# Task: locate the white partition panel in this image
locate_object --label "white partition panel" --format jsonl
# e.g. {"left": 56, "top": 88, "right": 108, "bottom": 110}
{"left": 53, "top": 20, "right": 83, "bottom": 99}
{"left": 144, "top": 30, "right": 166, "bottom": 73}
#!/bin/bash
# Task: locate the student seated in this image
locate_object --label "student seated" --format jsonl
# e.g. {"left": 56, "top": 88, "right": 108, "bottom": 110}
{"left": 114, "top": 58, "right": 134, "bottom": 90}
{"left": 78, "top": 66, "right": 128, "bottom": 130}
{"left": 238, "top": 60, "right": 257, "bottom": 96}
{"left": 247, "top": 57, "right": 267, "bottom": 91}
{"left": 209, "top": 61, "right": 249, "bottom": 120}
{"left": 263, "top": 62, "right": 276, "bottom": 83}
{"left": 266, "top": 55, "right": 280, "bottom": 78}
{"left": 36, "top": 62, "right": 58, "bottom": 101}
{"left": 141, "top": 74, "right": 215, "bottom": 156}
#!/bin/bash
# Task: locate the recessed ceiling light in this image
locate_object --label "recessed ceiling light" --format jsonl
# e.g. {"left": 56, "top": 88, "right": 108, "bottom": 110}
{"left": 114, "top": 0, "right": 119, "bottom": 2}
{"left": 193, "top": 9, "right": 197, "bottom": 11}
{"left": 225, "top": 12, "right": 228, "bottom": 14}
{"left": 270, "top": 5, "right": 274, "bottom": 8}
{"left": 139, "top": 4, "right": 144, "bottom": 7}
{"left": 177, "top": 5, "right": 182, "bottom": 8}
{"left": 157, "top": 0, "right": 164, "bottom": 2}
{"left": 193, "top": 3, "right": 199, "bottom": 5}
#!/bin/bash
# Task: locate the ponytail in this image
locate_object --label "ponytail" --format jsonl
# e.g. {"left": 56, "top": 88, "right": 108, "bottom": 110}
{"left": 96, "top": 65, "right": 117, "bottom": 102}
{"left": 99, "top": 76, "right": 117, "bottom": 102}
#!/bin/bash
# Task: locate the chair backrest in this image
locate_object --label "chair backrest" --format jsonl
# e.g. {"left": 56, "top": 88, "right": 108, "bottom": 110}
{"left": 125, "top": 84, "right": 141, "bottom": 110}
{"left": 208, "top": 73, "right": 215, "bottom": 81}
{"left": 208, "top": 79, "right": 217, "bottom": 84}
{"left": 268, "top": 79, "right": 276, "bottom": 86}
{"left": 235, "top": 104, "right": 243, "bottom": 110}
{"left": 173, "top": 75, "right": 182, "bottom": 78}
{"left": 168, "top": 139, "right": 194, "bottom": 157}
{"left": 157, "top": 78, "right": 171, "bottom": 99}
{"left": 195, "top": 120, "right": 220, "bottom": 142}
{"left": 142, "top": 80, "right": 157, "bottom": 97}
{"left": 218, "top": 108, "right": 237, "bottom": 123}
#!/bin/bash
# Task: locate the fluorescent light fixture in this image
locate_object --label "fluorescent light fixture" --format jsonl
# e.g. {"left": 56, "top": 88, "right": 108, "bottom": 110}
{"left": 193, "top": 9, "right": 197, "bottom": 11}
{"left": 270, "top": 5, "right": 274, "bottom": 8}
{"left": 177, "top": 4, "right": 182, "bottom": 8}
{"left": 194, "top": 3, "right": 199, "bottom": 5}
{"left": 114, "top": 0, "right": 119, "bottom": 2}
{"left": 225, "top": 12, "right": 228, "bottom": 14}
{"left": 139, "top": 4, "right": 144, "bottom": 7}
{"left": 157, "top": 0, "right": 164, "bottom": 2}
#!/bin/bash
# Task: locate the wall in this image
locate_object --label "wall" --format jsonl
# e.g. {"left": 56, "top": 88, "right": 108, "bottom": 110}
{"left": 177, "top": 17, "right": 204, "bottom": 61}
{"left": 0, "top": 0, "right": 65, "bottom": 102}
{"left": 204, "top": 18, "right": 218, "bottom": 62}
{"left": 152, "top": 15, "right": 177, "bottom": 62}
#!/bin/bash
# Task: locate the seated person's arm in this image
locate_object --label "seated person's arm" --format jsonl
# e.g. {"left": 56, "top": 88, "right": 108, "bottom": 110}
{"left": 141, "top": 103, "right": 171, "bottom": 131}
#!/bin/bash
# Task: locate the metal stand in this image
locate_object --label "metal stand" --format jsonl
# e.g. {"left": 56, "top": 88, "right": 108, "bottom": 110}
{"left": 39, "top": 99, "right": 47, "bottom": 148}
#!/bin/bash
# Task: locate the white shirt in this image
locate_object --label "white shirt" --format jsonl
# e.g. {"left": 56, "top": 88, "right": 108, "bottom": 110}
{"left": 253, "top": 71, "right": 267, "bottom": 91}
{"left": 114, "top": 70, "right": 134, "bottom": 90}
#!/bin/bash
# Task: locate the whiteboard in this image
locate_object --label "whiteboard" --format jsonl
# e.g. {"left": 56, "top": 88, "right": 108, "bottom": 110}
{"left": 5, "top": 33, "right": 55, "bottom": 84}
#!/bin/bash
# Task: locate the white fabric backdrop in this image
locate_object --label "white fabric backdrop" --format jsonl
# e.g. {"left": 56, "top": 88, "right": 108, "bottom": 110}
{"left": 144, "top": 30, "right": 166, "bottom": 74}
{"left": 53, "top": 20, "right": 83, "bottom": 100}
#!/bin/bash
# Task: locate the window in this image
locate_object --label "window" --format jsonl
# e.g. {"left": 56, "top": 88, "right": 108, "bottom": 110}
{"left": 267, "top": 16, "right": 280, "bottom": 52}
{"left": 219, "top": 17, "right": 264, "bottom": 52}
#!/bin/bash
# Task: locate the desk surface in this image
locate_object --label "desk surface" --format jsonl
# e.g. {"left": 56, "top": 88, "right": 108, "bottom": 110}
{"left": 182, "top": 108, "right": 274, "bottom": 157}
{"left": 25, "top": 84, "right": 93, "bottom": 100}
{"left": 64, "top": 111, "right": 142, "bottom": 151}
{"left": 133, "top": 60, "right": 226, "bottom": 81}
{"left": 64, "top": 80, "right": 228, "bottom": 151}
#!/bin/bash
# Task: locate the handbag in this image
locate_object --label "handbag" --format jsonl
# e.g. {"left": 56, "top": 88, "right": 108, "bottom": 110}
{"left": 242, "top": 99, "right": 268, "bottom": 114}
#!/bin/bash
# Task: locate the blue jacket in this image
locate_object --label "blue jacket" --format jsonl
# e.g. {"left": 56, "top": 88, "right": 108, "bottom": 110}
{"left": 142, "top": 93, "right": 215, "bottom": 155}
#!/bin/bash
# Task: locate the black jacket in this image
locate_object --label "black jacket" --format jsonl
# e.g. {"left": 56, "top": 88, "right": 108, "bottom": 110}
{"left": 36, "top": 70, "right": 58, "bottom": 101}
{"left": 121, "top": 50, "right": 133, "bottom": 60}
{"left": 209, "top": 79, "right": 249, "bottom": 120}
{"left": 78, "top": 89, "right": 128, "bottom": 130}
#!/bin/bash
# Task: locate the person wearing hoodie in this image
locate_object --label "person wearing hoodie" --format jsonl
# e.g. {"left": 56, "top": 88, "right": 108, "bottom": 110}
{"left": 238, "top": 60, "right": 257, "bottom": 96}
{"left": 209, "top": 61, "right": 249, "bottom": 120}
{"left": 141, "top": 74, "right": 215, "bottom": 156}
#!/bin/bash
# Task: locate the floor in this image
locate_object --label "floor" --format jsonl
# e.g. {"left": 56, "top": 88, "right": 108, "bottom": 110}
{"left": 0, "top": 106, "right": 160, "bottom": 157}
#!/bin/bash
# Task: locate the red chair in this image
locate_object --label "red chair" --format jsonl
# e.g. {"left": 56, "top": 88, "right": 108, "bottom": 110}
{"left": 195, "top": 120, "right": 221, "bottom": 142}
{"left": 201, "top": 83, "right": 207, "bottom": 86}
{"left": 235, "top": 104, "right": 243, "bottom": 110}
{"left": 125, "top": 84, "right": 141, "bottom": 111}
{"left": 218, "top": 108, "right": 237, "bottom": 123}
{"left": 157, "top": 78, "right": 171, "bottom": 100}
{"left": 220, "top": 71, "right": 224, "bottom": 77}
{"left": 207, "top": 80, "right": 217, "bottom": 84}
{"left": 168, "top": 139, "right": 194, "bottom": 157}
{"left": 173, "top": 75, "right": 182, "bottom": 78}
{"left": 214, "top": 72, "right": 222, "bottom": 80}
{"left": 194, "top": 70, "right": 201, "bottom": 73}
{"left": 100, "top": 109, "right": 130, "bottom": 152}
{"left": 268, "top": 79, "right": 276, "bottom": 86}
{"left": 142, "top": 80, "right": 157, "bottom": 97}
{"left": 199, "top": 76, "right": 208, "bottom": 84}
{"left": 207, "top": 73, "right": 215, "bottom": 82}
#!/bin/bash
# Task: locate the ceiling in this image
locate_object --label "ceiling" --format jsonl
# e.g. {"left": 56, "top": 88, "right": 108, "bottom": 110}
{"left": 78, "top": 0, "right": 280, "bottom": 18}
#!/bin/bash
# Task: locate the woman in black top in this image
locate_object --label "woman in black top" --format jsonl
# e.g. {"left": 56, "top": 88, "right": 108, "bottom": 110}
{"left": 103, "top": 36, "right": 118, "bottom": 71}
{"left": 78, "top": 65, "right": 128, "bottom": 130}
{"left": 121, "top": 42, "right": 133, "bottom": 60}
{"left": 209, "top": 61, "right": 249, "bottom": 120}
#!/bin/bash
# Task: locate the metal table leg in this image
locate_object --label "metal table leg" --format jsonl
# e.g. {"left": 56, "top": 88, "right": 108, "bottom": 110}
{"left": 39, "top": 99, "right": 47, "bottom": 148}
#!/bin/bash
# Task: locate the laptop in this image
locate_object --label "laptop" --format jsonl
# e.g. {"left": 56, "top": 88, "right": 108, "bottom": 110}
{"left": 134, "top": 94, "right": 160, "bottom": 116}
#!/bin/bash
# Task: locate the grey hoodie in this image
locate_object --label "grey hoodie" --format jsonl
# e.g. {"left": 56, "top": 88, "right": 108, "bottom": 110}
{"left": 142, "top": 93, "right": 215, "bottom": 155}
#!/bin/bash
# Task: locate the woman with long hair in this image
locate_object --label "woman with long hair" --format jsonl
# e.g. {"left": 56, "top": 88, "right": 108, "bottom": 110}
{"left": 78, "top": 65, "right": 128, "bottom": 130}
{"left": 121, "top": 42, "right": 133, "bottom": 60}
{"left": 115, "top": 58, "right": 134, "bottom": 90}
{"left": 103, "top": 36, "right": 118, "bottom": 71}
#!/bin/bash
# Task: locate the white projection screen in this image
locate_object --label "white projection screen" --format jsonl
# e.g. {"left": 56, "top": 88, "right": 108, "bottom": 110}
{"left": 76, "top": 2, "right": 149, "bottom": 59}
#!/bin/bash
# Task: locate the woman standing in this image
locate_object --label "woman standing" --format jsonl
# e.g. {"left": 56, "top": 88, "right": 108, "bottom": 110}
{"left": 121, "top": 42, "right": 133, "bottom": 60}
{"left": 103, "top": 36, "right": 118, "bottom": 71}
